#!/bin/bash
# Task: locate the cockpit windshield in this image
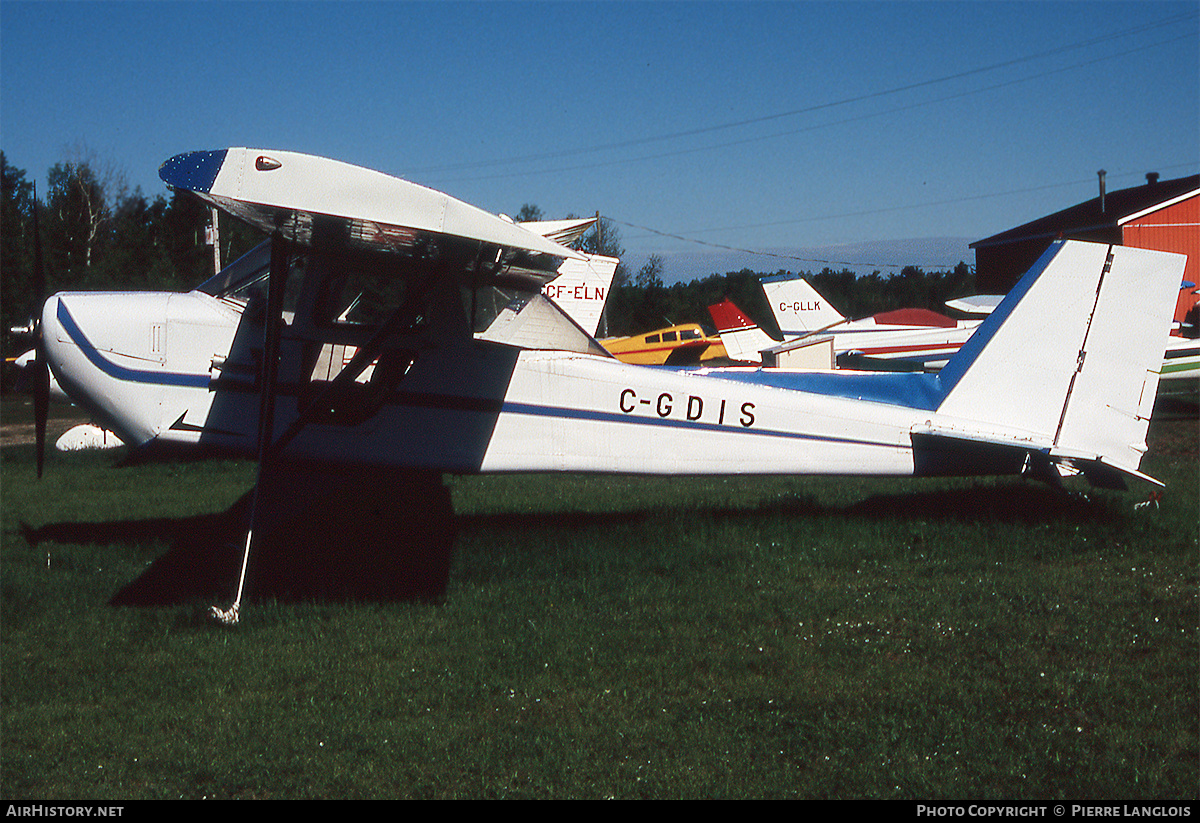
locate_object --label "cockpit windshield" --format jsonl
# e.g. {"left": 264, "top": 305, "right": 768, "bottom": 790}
{"left": 196, "top": 240, "right": 272, "bottom": 300}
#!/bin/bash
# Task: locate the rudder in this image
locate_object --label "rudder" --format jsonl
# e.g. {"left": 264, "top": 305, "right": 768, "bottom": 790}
{"left": 933, "top": 240, "right": 1185, "bottom": 485}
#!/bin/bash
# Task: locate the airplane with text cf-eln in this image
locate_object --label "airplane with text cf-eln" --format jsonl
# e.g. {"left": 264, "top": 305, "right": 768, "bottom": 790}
{"left": 22, "top": 148, "right": 1186, "bottom": 620}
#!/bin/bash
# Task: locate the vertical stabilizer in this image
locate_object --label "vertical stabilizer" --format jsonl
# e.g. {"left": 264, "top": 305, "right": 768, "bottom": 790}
{"left": 541, "top": 253, "right": 618, "bottom": 337}
{"left": 1052, "top": 245, "right": 1185, "bottom": 473}
{"left": 707, "top": 299, "right": 778, "bottom": 363}
{"left": 934, "top": 240, "right": 1185, "bottom": 482}
{"left": 760, "top": 274, "right": 846, "bottom": 335}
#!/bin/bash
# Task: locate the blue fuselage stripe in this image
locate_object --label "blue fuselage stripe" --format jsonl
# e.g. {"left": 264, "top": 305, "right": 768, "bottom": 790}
{"left": 689, "top": 369, "right": 948, "bottom": 411}
{"left": 499, "top": 399, "right": 904, "bottom": 450}
{"left": 56, "top": 300, "right": 210, "bottom": 388}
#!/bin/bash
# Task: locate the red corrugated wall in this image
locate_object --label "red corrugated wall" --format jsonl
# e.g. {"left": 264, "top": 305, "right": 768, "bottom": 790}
{"left": 1121, "top": 193, "right": 1199, "bottom": 322}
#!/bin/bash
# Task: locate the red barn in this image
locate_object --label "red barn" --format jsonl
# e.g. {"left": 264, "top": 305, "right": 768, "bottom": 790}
{"left": 972, "top": 172, "right": 1198, "bottom": 322}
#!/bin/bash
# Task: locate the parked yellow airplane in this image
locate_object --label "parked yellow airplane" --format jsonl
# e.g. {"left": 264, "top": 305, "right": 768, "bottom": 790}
{"left": 599, "top": 324, "right": 728, "bottom": 365}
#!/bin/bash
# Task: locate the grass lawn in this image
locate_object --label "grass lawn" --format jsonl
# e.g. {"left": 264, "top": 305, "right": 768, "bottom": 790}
{"left": 1, "top": 408, "right": 1195, "bottom": 799}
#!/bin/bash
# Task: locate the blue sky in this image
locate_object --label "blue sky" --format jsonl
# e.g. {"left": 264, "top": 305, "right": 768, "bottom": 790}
{"left": 2, "top": 1, "right": 1197, "bottom": 282}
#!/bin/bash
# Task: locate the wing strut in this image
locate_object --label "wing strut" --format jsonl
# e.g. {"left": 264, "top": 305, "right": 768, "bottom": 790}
{"left": 210, "top": 231, "right": 291, "bottom": 625}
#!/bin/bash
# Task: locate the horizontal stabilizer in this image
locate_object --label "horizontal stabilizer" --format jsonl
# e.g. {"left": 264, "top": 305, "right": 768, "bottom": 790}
{"left": 911, "top": 430, "right": 1162, "bottom": 491}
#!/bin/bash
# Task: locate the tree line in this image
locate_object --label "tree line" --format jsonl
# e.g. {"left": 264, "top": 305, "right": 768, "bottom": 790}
{"left": 599, "top": 260, "right": 976, "bottom": 340}
{"left": 2, "top": 151, "right": 263, "bottom": 355}
{"left": 2, "top": 152, "right": 975, "bottom": 360}
{"left": 517, "top": 201, "right": 977, "bottom": 340}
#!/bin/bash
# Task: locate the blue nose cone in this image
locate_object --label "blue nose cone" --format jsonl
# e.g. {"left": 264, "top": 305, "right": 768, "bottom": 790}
{"left": 159, "top": 149, "right": 227, "bottom": 193}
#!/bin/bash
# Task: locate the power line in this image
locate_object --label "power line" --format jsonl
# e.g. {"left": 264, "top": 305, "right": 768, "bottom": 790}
{"left": 403, "top": 10, "right": 1196, "bottom": 180}
{"left": 641, "top": 164, "right": 1199, "bottom": 239}
{"left": 607, "top": 217, "right": 945, "bottom": 271}
{"left": 419, "top": 29, "right": 1196, "bottom": 187}
{"left": 607, "top": 162, "right": 1198, "bottom": 270}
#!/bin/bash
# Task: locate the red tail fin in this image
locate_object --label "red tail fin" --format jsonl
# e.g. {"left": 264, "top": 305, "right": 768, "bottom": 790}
{"left": 707, "top": 299, "right": 757, "bottom": 332}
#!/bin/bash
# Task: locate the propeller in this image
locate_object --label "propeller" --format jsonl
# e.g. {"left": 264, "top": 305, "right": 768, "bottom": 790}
{"left": 32, "top": 334, "right": 49, "bottom": 478}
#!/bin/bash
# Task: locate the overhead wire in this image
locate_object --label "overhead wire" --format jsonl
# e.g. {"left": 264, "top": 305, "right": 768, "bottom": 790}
{"left": 405, "top": 10, "right": 1198, "bottom": 272}
{"left": 608, "top": 161, "right": 1199, "bottom": 272}
{"left": 422, "top": 30, "right": 1195, "bottom": 187}
{"left": 405, "top": 10, "right": 1196, "bottom": 181}
{"left": 604, "top": 217, "right": 943, "bottom": 271}
{"left": 627, "top": 163, "right": 1200, "bottom": 240}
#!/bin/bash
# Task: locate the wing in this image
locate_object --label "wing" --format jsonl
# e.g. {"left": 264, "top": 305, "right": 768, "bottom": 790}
{"left": 944, "top": 294, "right": 1005, "bottom": 316}
{"left": 159, "top": 149, "right": 583, "bottom": 279}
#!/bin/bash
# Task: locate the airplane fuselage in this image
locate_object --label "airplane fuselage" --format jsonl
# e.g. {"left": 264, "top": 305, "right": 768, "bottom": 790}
{"left": 43, "top": 286, "right": 976, "bottom": 478}
{"left": 33, "top": 148, "right": 1187, "bottom": 496}
{"left": 600, "top": 324, "right": 727, "bottom": 366}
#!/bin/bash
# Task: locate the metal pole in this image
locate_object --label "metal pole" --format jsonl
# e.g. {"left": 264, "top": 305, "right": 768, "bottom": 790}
{"left": 211, "top": 207, "right": 221, "bottom": 275}
{"left": 211, "top": 231, "right": 289, "bottom": 625}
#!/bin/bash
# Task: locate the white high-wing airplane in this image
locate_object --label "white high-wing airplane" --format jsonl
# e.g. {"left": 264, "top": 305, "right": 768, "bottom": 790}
{"left": 14, "top": 214, "right": 615, "bottom": 451}
{"left": 756, "top": 274, "right": 994, "bottom": 369}
{"left": 28, "top": 148, "right": 1185, "bottom": 617}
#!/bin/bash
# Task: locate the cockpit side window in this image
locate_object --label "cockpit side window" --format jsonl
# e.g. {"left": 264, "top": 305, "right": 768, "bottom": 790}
{"left": 314, "top": 254, "right": 408, "bottom": 329}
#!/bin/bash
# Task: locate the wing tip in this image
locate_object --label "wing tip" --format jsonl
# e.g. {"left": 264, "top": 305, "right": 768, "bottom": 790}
{"left": 159, "top": 149, "right": 228, "bottom": 193}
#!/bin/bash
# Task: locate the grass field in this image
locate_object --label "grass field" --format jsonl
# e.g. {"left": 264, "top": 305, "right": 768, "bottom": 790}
{"left": 1, "top": 407, "right": 1196, "bottom": 799}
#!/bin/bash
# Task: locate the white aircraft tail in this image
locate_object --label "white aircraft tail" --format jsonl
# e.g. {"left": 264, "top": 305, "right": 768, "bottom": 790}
{"left": 929, "top": 240, "right": 1185, "bottom": 488}
{"left": 512, "top": 216, "right": 616, "bottom": 337}
{"left": 540, "top": 253, "right": 619, "bottom": 337}
{"left": 759, "top": 274, "right": 846, "bottom": 335}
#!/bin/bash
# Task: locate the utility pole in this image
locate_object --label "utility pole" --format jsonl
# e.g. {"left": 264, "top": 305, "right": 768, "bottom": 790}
{"left": 595, "top": 211, "right": 608, "bottom": 338}
{"left": 208, "top": 207, "right": 221, "bottom": 275}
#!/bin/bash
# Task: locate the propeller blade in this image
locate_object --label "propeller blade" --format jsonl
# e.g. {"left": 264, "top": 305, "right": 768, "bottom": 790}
{"left": 33, "top": 340, "right": 48, "bottom": 479}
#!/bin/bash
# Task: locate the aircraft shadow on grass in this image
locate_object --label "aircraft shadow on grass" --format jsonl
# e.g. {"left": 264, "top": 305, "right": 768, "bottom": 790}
{"left": 20, "top": 479, "right": 1128, "bottom": 608}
